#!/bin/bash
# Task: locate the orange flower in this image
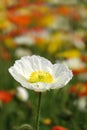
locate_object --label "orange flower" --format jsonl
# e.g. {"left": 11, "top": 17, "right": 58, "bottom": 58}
{"left": 71, "top": 13, "right": 80, "bottom": 21}
{"left": 1, "top": 48, "right": 11, "bottom": 61}
{"left": 57, "top": 6, "right": 80, "bottom": 20}
{"left": 57, "top": 6, "right": 72, "bottom": 16}
{"left": 81, "top": 55, "right": 87, "bottom": 62}
{"left": 7, "top": 14, "right": 31, "bottom": 26}
{"left": 18, "top": 0, "right": 29, "bottom": 5}
{"left": 0, "top": 91, "right": 13, "bottom": 103}
{"left": 70, "top": 83, "right": 87, "bottom": 97}
{"left": 52, "top": 126, "right": 68, "bottom": 130}
{"left": 32, "top": 11, "right": 44, "bottom": 19}
{"left": 72, "top": 68, "right": 87, "bottom": 75}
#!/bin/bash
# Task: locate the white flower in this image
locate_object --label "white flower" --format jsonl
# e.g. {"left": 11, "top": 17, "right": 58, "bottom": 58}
{"left": 78, "top": 73, "right": 87, "bottom": 81}
{"left": 79, "top": 8, "right": 87, "bottom": 18}
{"left": 78, "top": 97, "right": 87, "bottom": 111}
{"left": 49, "top": 0, "right": 77, "bottom": 4}
{"left": 74, "top": 97, "right": 87, "bottom": 111}
{"left": 48, "top": 0, "right": 60, "bottom": 4}
{"left": 8, "top": 55, "right": 73, "bottom": 92}
{"left": 48, "top": 16, "right": 70, "bottom": 31}
{"left": 14, "top": 35, "right": 35, "bottom": 46}
{"left": 63, "top": 58, "right": 85, "bottom": 70}
{"left": 15, "top": 47, "right": 32, "bottom": 58}
{"left": 27, "top": 29, "right": 50, "bottom": 40}
{"left": 69, "top": 34, "right": 85, "bottom": 49}
{"left": 16, "top": 86, "right": 29, "bottom": 102}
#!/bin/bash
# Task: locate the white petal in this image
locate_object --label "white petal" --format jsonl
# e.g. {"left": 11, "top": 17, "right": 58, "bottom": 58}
{"left": 51, "top": 63, "right": 73, "bottom": 89}
{"left": 12, "top": 56, "right": 42, "bottom": 79}
{"left": 21, "top": 55, "right": 53, "bottom": 73}
{"left": 9, "top": 67, "right": 32, "bottom": 89}
{"left": 30, "top": 82, "right": 51, "bottom": 92}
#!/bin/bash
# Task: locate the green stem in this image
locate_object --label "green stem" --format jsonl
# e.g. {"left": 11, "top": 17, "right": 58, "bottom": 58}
{"left": 35, "top": 92, "right": 42, "bottom": 130}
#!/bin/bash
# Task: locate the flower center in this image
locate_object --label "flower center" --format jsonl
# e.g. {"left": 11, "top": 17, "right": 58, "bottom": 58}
{"left": 29, "top": 71, "right": 53, "bottom": 83}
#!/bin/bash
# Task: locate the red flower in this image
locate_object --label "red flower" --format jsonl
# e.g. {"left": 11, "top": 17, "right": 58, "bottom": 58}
{"left": 1, "top": 48, "right": 11, "bottom": 61}
{"left": 0, "top": 91, "right": 13, "bottom": 103}
{"left": 52, "top": 126, "right": 68, "bottom": 130}
{"left": 57, "top": 6, "right": 72, "bottom": 16}
{"left": 7, "top": 13, "right": 31, "bottom": 26}
{"left": 69, "top": 83, "right": 87, "bottom": 97}
{"left": 81, "top": 55, "right": 87, "bottom": 62}
{"left": 72, "top": 68, "right": 87, "bottom": 75}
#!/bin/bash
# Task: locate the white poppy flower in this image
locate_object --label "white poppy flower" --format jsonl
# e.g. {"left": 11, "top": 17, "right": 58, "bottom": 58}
{"left": 74, "top": 97, "right": 87, "bottom": 111}
{"left": 15, "top": 47, "right": 32, "bottom": 58}
{"left": 48, "top": 16, "right": 70, "bottom": 31}
{"left": 14, "top": 35, "right": 35, "bottom": 46}
{"left": 49, "top": 0, "right": 77, "bottom": 4}
{"left": 78, "top": 73, "right": 87, "bottom": 81}
{"left": 77, "top": 97, "right": 87, "bottom": 111}
{"left": 8, "top": 55, "right": 73, "bottom": 92}
{"left": 63, "top": 58, "right": 85, "bottom": 70}
{"left": 16, "top": 86, "right": 29, "bottom": 102}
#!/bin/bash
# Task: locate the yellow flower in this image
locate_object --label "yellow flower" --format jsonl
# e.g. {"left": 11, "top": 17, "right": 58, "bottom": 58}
{"left": 0, "top": 11, "right": 11, "bottom": 29}
{"left": 4, "top": 38, "right": 17, "bottom": 48}
{"left": 38, "top": 6, "right": 50, "bottom": 14}
{"left": 56, "top": 49, "right": 81, "bottom": 58}
{"left": 47, "top": 32, "right": 68, "bottom": 54}
{"left": 41, "top": 15, "right": 55, "bottom": 27}
{"left": 43, "top": 118, "right": 51, "bottom": 125}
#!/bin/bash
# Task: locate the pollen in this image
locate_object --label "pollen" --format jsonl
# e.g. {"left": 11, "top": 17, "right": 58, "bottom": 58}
{"left": 29, "top": 71, "right": 53, "bottom": 83}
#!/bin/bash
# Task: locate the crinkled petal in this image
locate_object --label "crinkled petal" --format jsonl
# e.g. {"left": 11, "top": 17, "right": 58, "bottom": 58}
{"left": 30, "top": 82, "right": 51, "bottom": 92}
{"left": 9, "top": 66, "right": 32, "bottom": 89}
{"left": 21, "top": 55, "right": 53, "bottom": 73}
{"left": 51, "top": 63, "right": 73, "bottom": 89}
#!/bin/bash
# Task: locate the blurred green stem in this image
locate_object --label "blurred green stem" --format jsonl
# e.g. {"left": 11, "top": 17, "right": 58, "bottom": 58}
{"left": 36, "top": 92, "right": 42, "bottom": 130}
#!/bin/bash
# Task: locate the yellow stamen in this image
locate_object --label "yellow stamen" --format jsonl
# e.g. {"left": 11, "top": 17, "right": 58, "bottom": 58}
{"left": 29, "top": 71, "right": 53, "bottom": 83}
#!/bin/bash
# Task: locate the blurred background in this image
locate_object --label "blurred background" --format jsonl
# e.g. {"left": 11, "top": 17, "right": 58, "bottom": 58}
{"left": 0, "top": 0, "right": 87, "bottom": 130}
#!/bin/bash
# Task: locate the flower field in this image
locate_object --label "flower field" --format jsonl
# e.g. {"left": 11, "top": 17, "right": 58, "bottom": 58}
{"left": 0, "top": 1, "right": 87, "bottom": 130}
